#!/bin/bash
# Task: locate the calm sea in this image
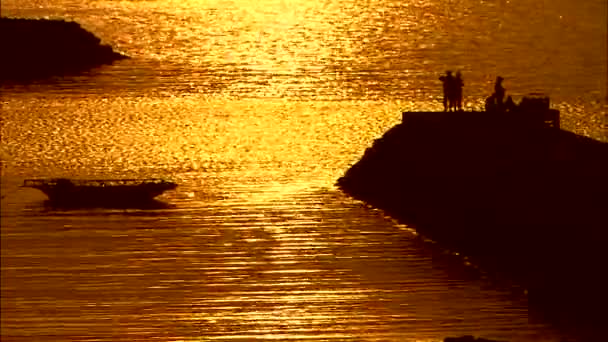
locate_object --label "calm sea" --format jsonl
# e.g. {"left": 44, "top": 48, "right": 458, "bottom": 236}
{"left": 1, "top": 0, "right": 606, "bottom": 341}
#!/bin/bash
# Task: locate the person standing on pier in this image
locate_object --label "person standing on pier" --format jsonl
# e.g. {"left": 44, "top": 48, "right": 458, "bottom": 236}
{"left": 454, "top": 71, "right": 464, "bottom": 111}
{"left": 439, "top": 71, "right": 455, "bottom": 112}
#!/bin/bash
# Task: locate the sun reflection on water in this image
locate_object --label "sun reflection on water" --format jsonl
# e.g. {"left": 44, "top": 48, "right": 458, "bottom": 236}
{"left": 1, "top": 0, "right": 605, "bottom": 340}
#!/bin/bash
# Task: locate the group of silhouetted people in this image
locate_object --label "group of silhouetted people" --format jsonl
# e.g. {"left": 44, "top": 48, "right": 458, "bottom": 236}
{"left": 439, "top": 72, "right": 518, "bottom": 113}
{"left": 439, "top": 71, "right": 464, "bottom": 112}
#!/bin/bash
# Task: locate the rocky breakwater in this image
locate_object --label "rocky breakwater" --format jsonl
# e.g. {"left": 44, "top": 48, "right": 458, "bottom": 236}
{"left": 0, "top": 17, "right": 127, "bottom": 81}
{"left": 337, "top": 109, "right": 608, "bottom": 326}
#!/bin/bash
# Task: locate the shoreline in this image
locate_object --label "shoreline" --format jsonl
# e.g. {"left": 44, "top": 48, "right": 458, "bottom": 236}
{"left": 337, "top": 110, "right": 608, "bottom": 328}
{"left": 0, "top": 17, "right": 127, "bottom": 81}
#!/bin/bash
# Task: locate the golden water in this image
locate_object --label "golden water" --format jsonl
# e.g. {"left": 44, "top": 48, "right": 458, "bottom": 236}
{"left": 2, "top": 0, "right": 606, "bottom": 340}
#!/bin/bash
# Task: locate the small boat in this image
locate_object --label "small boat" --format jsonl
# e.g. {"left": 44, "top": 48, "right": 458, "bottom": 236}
{"left": 23, "top": 178, "right": 177, "bottom": 207}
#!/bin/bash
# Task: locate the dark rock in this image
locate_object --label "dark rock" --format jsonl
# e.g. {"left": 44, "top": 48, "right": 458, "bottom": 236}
{"left": 337, "top": 111, "right": 608, "bottom": 326}
{"left": 0, "top": 17, "right": 127, "bottom": 81}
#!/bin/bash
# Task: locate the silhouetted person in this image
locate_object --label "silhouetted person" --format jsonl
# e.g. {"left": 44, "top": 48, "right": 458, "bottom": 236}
{"left": 454, "top": 71, "right": 464, "bottom": 111}
{"left": 494, "top": 76, "right": 505, "bottom": 108}
{"left": 439, "top": 71, "right": 455, "bottom": 111}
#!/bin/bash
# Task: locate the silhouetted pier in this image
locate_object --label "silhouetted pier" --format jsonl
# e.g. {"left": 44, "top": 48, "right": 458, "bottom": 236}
{"left": 338, "top": 107, "right": 607, "bottom": 326}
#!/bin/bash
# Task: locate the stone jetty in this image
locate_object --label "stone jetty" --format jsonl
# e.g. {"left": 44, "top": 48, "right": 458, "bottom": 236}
{"left": 337, "top": 108, "right": 608, "bottom": 326}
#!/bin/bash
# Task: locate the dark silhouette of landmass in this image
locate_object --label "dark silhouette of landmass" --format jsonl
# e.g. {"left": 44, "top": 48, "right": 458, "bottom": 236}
{"left": 0, "top": 17, "right": 127, "bottom": 81}
{"left": 337, "top": 110, "right": 608, "bottom": 328}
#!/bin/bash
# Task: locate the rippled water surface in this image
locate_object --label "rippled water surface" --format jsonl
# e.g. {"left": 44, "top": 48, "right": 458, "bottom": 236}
{"left": 1, "top": 0, "right": 606, "bottom": 341}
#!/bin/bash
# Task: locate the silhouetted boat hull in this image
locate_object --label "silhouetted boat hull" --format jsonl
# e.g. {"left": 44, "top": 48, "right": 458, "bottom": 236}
{"left": 23, "top": 178, "right": 177, "bottom": 207}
